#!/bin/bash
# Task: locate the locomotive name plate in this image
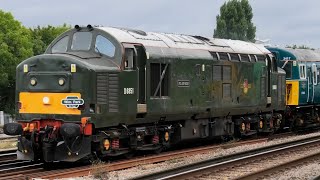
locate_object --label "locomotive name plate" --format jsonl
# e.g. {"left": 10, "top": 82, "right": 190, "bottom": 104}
{"left": 61, "top": 96, "right": 84, "bottom": 108}
{"left": 177, "top": 80, "right": 190, "bottom": 87}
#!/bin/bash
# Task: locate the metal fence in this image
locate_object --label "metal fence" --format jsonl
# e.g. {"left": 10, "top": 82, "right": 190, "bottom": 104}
{"left": 0, "top": 111, "right": 13, "bottom": 125}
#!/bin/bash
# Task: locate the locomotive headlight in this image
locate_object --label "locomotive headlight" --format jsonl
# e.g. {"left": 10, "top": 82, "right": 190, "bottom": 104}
{"left": 58, "top": 78, "right": 65, "bottom": 86}
{"left": 30, "top": 78, "right": 37, "bottom": 86}
{"left": 43, "top": 96, "right": 50, "bottom": 104}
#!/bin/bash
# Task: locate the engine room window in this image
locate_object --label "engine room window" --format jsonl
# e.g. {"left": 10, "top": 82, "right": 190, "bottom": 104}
{"left": 256, "top": 55, "right": 266, "bottom": 62}
{"left": 230, "top": 53, "right": 240, "bottom": 61}
{"left": 71, "top": 32, "right": 92, "bottom": 51}
{"left": 240, "top": 54, "right": 250, "bottom": 62}
{"left": 95, "top": 35, "right": 116, "bottom": 57}
{"left": 218, "top": 52, "right": 229, "bottom": 60}
{"left": 150, "top": 63, "right": 169, "bottom": 98}
{"left": 52, "top": 36, "right": 69, "bottom": 53}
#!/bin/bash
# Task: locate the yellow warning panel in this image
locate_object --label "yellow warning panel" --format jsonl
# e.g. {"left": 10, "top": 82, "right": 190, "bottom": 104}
{"left": 19, "top": 92, "right": 82, "bottom": 115}
{"left": 286, "top": 81, "right": 299, "bottom": 105}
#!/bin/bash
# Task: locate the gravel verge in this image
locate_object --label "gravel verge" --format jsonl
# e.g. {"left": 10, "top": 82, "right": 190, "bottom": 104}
{"left": 52, "top": 131, "right": 320, "bottom": 179}
{"left": 263, "top": 162, "right": 320, "bottom": 180}
{"left": 105, "top": 132, "right": 320, "bottom": 180}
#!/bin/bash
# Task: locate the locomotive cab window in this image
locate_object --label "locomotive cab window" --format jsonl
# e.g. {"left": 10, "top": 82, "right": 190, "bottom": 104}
{"left": 282, "top": 61, "right": 292, "bottom": 79}
{"left": 71, "top": 31, "right": 92, "bottom": 51}
{"left": 312, "top": 64, "right": 317, "bottom": 85}
{"left": 95, "top": 35, "right": 116, "bottom": 57}
{"left": 299, "top": 64, "right": 307, "bottom": 79}
{"left": 124, "top": 48, "right": 135, "bottom": 69}
{"left": 52, "top": 36, "right": 69, "bottom": 53}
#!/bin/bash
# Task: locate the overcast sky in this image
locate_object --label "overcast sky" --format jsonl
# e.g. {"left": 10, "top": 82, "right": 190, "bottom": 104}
{"left": 1, "top": 0, "right": 320, "bottom": 48}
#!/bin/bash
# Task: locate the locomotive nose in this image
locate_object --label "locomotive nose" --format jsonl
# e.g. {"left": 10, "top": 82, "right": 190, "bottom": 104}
{"left": 16, "top": 54, "right": 88, "bottom": 116}
{"left": 26, "top": 71, "right": 71, "bottom": 92}
{"left": 17, "top": 54, "right": 80, "bottom": 93}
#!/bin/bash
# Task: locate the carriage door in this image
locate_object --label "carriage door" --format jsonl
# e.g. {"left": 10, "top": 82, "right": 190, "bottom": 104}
{"left": 123, "top": 44, "right": 147, "bottom": 114}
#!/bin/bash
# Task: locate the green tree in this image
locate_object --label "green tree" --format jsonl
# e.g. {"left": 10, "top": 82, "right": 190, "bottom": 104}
{"left": 30, "top": 24, "right": 70, "bottom": 55}
{"left": 213, "top": 0, "right": 256, "bottom": 42}
{"left": 0, "top": 10, "right": 33, "bottom": 114}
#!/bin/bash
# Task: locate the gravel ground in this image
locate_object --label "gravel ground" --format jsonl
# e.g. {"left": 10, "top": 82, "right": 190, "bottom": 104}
{"left": 53, "top": 131, "right": 320, "bottom": 180}
{"left": 106, "top": 132, "right": 320, "bottom": 180}
{"left": 263, "top": 162, "right": 320, "bottom": 180}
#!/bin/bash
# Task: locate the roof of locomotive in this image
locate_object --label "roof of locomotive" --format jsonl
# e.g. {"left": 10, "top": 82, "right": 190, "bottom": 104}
{"left": 283, "top": 48, "right": 320, "bottom": 61}
{"left": 97, "top": 27, "right": 269, "bottom": 55}
{"left": 269, "top": 47, "right": 320, "bottom": 61}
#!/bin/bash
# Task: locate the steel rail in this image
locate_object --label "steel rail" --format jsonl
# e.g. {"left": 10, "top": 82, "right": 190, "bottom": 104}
{"left": 34, "top": 138, "right": 268, "bottom": 179}
{"left": 134, "top": 135, "right": 320, "bottom": 180}
{"left": 237, "top": 151, "right": 320, "bottom": 180}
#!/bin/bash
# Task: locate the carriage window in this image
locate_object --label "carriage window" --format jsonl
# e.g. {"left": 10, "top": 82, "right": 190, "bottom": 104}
{"left": 95, "top": 35, "right": 116, "bottom": 57}
{"left": 299, "top": 64, "right": 306, "bottom": 79}
{"left": 52, "top": 36, "right": 69, "bottom": 53}
{"left": 71, "top": 32, "right": 92, "bottom": 50}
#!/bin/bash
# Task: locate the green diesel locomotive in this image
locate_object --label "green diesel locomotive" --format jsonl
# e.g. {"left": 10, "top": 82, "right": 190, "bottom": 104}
{"left": 4, "top": 25, "right": 285, "bottom": 162}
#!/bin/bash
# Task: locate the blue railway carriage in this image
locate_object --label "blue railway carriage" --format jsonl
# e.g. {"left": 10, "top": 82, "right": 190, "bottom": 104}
{"left": 268, "top": 47, "right": 320, "bottom": 128}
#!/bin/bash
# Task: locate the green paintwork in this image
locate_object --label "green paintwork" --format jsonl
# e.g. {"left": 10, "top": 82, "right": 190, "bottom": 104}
{"left": 16, "top": 27, "right": 286, "bottom": 129}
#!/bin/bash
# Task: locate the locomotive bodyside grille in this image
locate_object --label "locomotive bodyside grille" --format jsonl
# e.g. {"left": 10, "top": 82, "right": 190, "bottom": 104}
{"left": 97, "top": 73, "right": 108, "bottom": 104}
{"left": 108, "top": 73, "right": 119, "bottom": 112}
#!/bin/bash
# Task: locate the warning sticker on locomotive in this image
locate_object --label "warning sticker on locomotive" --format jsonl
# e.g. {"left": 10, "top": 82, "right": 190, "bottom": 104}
{"left": 177, "top": 80, "right": 190, "bottom": 87}
{"left": 61, "top": 96, "right": 84, "bottom": 108}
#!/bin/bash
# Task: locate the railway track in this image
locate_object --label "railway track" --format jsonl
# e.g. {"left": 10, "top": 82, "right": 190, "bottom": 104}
{"left": 0, "top": 132, "right": 306, "bottom": 179}
{"left": 135, "top": 135, "right": 320, "bottom": 180}
{"left": 9, "top": 138, "right": 268, "bottom": 179}
{"left": 0, "top": 149, "right": 17, "bottom": 163}
{"left": 0, "top": 149, "right": 43, "bottom": 180}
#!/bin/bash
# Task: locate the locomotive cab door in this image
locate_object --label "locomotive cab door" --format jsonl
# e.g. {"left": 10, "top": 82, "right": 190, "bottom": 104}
{"left": 308, "top": 64, "right": 317, "bottom": 103}
{"left": 123, "top": 44, "right": 147, "bottom": 114}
